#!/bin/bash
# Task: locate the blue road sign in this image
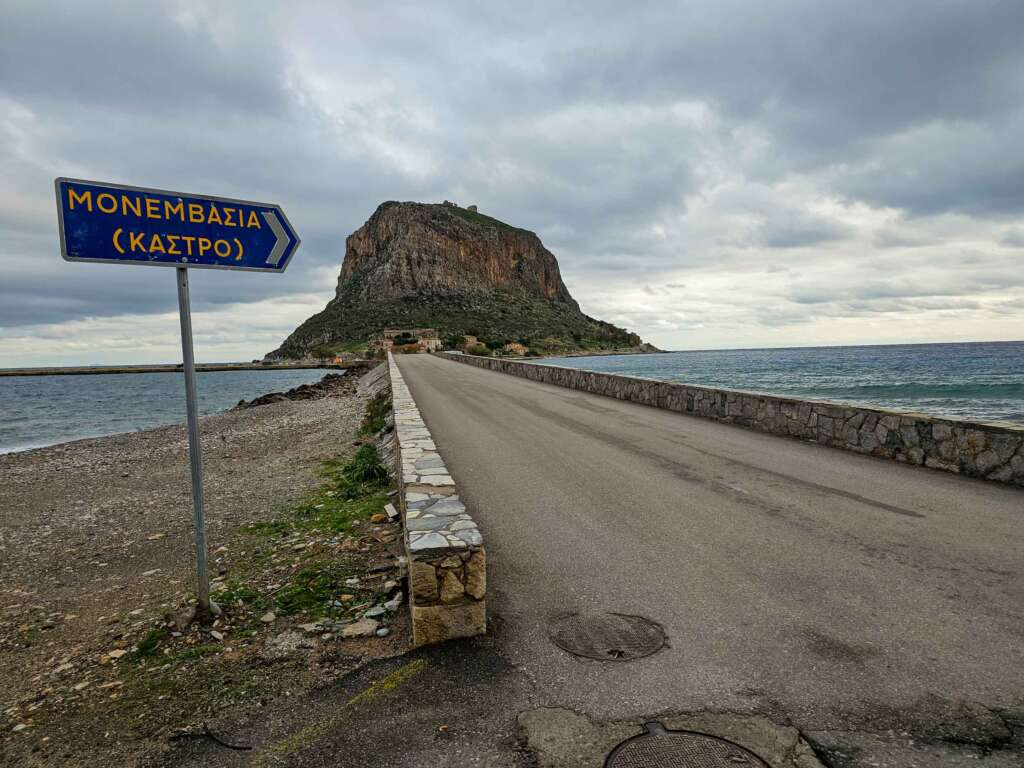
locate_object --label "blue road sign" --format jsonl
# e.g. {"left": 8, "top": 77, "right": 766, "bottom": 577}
{"left": 55, "top": 178, "right": 300, "bottom": 272}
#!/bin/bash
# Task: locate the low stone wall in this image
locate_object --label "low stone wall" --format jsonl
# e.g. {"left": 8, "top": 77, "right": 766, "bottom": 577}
{"left": 386, "top": 353, "right": 486, "bottom": 646}
{"left": 438, "top": 353, "right": 1024, "bottom": 487}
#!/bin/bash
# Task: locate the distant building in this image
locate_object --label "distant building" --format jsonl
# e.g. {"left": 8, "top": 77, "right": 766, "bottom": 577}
{"left": 503, "top": 342, "right": 528, "bottom": 356}
{"left": 417, "top": 331, "right": 442, "bottom": 352}
{"left": 467, "top": 204, "right": 478, "bottom": 212}
{"left": 463, "top": 335, "right": 478, "bottom": 348}
{"left": 368, "top": 328, "right": 441, "bottom": 354}
{"left": 332, "top": 353, "right": 357, "bottom": 364}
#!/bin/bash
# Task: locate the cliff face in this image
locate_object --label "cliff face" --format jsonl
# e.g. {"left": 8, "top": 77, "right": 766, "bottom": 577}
{"left": 338, "top": 201, "right": 579, "bottom": 307}
{"left": 268, "top": 201, "right": 649, "bottom": 358}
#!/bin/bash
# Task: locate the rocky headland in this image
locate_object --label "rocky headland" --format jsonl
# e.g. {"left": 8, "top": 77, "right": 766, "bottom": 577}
{"left": 268, "top": 201, "right": 656, "bottom": 358}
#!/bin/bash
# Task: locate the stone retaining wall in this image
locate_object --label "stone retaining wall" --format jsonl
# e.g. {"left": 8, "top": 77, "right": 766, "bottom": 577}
{"left": 438, "top": 353, "right": 1024, "bottom": 487}
{"left": 386, "top": 353, "right": 486, "bottom": 646}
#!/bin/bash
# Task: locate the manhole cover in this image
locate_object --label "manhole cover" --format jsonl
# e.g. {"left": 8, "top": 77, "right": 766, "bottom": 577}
{"left": 549, "top": 613, "right": 665, "bottom": 661}
{"left": 606, "top": 721, "right": 770, "bottom": 768}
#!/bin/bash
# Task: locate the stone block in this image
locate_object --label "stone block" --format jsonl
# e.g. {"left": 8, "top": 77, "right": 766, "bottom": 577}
{"left": 410, "top": 560, "right": 438, "bottom": 602}
{"left": 439, "top": 570, "right": 465, "bottom": 603}
{"left": 987, "top": 465, "right": 1013, "bottom": 483}
{"left": 859, "top": 430, "right": 879, "bottom": 452}
{"left": 1012, "top": 454, "right": 1024, "bottom": 478}
{"left": 938, "top": 440, "right": 956, "bottom": 461}
{"left": 899, "top": 425, "right": 921, "bottom": 446}
{"left": 925, "top": 456, "right": 959, "bottom": 473}
{"left": 411, "top": 601, "right": 486, "bottom": 647}
{"left": 465, "top": 549, "right": 486, "bottom": 599}
{"left": 974, "top": 450, "right": 1001, "bottom": 475}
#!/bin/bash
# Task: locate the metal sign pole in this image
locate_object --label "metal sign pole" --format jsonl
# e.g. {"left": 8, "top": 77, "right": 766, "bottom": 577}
{"left": 175, "top": 267, "right": 210, "bottom": 613}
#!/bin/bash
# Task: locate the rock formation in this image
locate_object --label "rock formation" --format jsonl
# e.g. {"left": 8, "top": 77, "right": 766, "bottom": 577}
{"left": 268, "top": 201, "right": 652, "bottom": 358}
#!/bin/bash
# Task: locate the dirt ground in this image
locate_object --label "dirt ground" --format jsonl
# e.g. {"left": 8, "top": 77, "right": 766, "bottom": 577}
{"left": 0, "top": 363, "right": 414, "bottom": 767}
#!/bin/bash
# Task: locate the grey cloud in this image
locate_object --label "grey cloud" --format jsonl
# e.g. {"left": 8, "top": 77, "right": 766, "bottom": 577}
{"left": 1, "top": 0, "right": 1022, "bottom": 355}
{"left": 1001, "top": 228, "right": 1024, "bottom": 247}
{"left": 873, "top": 227, "right": 932, "bottom": 249}
{"left": 756, "top": 213, "right": 851, "bottom": 249}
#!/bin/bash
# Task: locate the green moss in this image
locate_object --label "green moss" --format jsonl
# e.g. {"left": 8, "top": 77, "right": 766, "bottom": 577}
{"left": 445, "top": 205, "right": 518, "bottom": 231}
{"left": 360, "top": 389, "right": 392, "bottom": 435}
{"left": 274, "top": 565, "right": 356, "bottom": 616}
{"left": 177, "top": 643, "right": 223, "bottom": 660}
{"left": 134, "top": 627, "right": 170, "bottom": 660}
{"left": 212, "top": 581, "right": 266, "bottom": 610}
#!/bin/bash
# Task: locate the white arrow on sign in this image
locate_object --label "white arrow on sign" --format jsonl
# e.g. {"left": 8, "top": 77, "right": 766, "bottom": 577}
{"left": 262, "top": 211, "right": 291, "bottom": 266}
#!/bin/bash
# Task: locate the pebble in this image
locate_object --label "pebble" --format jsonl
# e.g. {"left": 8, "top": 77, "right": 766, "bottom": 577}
{"left": 375, "top": 627, "right": 390, "bottom": 637}
{"left": 141, "top": 569, "right": 159, "bottom": 577}
{"left": 12, "top": 723, "right": 29, "bottom": 733}
{"left": 344, "top": 577, "right": 360, "bottom": 587}
{"left": 107, "top": 649, "right": 128, "bottom": 659}
{"left": 260, "top": 611, "right": 276, "bottom": 623}
{"left": 383, "top": 595, "right": 403, "bottom": 612}
{"left": 363, "top": 605, "right": 386, "bottom": 619}
{"left": 73, "top": 681, "right": 90, "bottom": 691}
{"left": 340, "top": 618, "right": 379, "bottom": 638}
{"left": 210, "top": 630, "right": 224, "bottom": 641}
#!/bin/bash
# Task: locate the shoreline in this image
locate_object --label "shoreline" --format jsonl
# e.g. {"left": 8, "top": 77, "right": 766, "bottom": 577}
{"left": 0, "top": 361, "right": 357, "bottom": 377}
{"left": 0, "top": 367, "right": 370, "bottom": 456}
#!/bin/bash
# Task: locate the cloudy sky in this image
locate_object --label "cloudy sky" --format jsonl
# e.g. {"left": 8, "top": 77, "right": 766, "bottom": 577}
{"left": 2, "top": 0, "right": 1023, "bottom": 366}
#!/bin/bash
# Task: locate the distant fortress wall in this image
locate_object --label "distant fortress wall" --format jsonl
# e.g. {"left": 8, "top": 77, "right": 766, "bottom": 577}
{"left": 438, "top": 352, "right": 1024, "bottom": 488}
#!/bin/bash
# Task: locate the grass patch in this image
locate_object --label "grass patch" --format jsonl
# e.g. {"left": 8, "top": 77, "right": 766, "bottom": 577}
{"left": 134, "top": 627, "right": 171, "bottom": 660}
{"left": 176, "top": 643, "right": 223, "bottom": 661}
{"left": 246, "top": 444, "right": 391, "bottom": 539}
{"left": 360, "top": 389, "right": 392, "bottom": 435}
{"left": 274, "top": 564, "right": 356, "bottom": 616}
{"left": 446, "top": 204, "right": 518, "bottom": 231}
{"left": 212, "top": 581, "right": 266, "bottom": 611}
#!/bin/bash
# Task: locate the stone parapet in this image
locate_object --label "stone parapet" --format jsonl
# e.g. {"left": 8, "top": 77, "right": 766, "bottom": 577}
{"left": 438, "top": 352, "right": 1024, "bottom": 487}
{"left": 386, "top": 353, "right": 486, "bottom": 645}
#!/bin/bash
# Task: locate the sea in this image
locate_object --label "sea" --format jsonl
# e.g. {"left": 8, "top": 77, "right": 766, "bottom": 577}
{"left": 0, "top": 368, "right": 330, "bottom": 454}
{"left": 543, "top": 340, "right": 1024, "bottom": 426}
{"left": 2, "top": 342, "right": 1021, "bottom": 454}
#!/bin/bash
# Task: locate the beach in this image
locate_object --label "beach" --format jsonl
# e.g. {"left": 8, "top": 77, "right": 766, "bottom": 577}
{"left": 0, "top": 364, "right": 409, "bottom": 766}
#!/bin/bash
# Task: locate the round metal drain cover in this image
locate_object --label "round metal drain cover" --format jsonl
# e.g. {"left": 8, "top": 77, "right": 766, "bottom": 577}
{"left": 606, "top": 721, "right": 770, "bottom": 768}
{"left": 550, "top": 613, "right": 665, "bottom": 661}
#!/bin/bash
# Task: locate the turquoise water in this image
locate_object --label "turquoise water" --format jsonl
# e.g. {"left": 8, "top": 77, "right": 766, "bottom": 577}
{"left": 0, "top": 368, "right": 332, "bottom": 453}
{"left": 543, "top": 341, "right": 1024, "bottom": 425}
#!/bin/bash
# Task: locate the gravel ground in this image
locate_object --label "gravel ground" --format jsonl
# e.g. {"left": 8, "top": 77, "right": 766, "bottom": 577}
{"left": 0, "top": 363, "right": 410, "bottom": 765}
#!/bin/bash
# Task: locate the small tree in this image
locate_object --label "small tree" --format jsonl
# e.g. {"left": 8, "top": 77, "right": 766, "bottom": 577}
{"left": 311, "top": 344, "right": 335, "bottom": 362}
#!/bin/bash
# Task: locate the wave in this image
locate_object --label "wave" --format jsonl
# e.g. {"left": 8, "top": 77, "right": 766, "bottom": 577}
{"left": 796, "top": 383, "right": 1024, "bottom": 400}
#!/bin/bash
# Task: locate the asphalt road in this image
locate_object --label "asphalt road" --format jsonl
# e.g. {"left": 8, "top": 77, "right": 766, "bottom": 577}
{"left": 394, "top": 353, "right": 1024, "bottom": 763}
